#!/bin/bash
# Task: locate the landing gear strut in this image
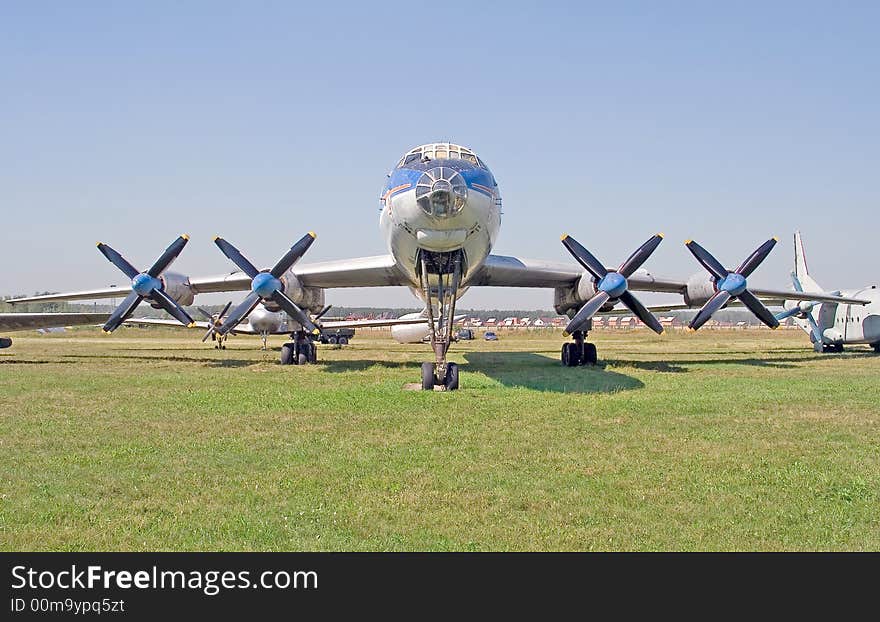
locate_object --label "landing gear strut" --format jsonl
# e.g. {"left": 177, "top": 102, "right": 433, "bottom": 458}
{"left": 419, "top": 250, "right": 463, "bottom": 391}
{"left": 280, "top": 330, "right": 318, "bottom": 365}
{"left": 561, "top": 329, "right": 598, "bottom": 367}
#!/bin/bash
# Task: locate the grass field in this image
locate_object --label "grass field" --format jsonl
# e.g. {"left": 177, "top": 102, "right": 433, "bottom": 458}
{"left": 1, "top": 327, "right": 878, "bottom": 551}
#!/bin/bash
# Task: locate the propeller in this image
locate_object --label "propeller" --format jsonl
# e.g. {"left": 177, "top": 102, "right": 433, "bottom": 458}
{"left": 198, "top": 301, "right": 232, "bottom": 342}
{"left": 560, "top": 233, "right": 665, "bottom": 335}
{"left": 685, "top": 238, "right": 780, "bottom": 331}
{"left": 213, "top": 232, "right": 320, "bottom": 336}
{"left": 775, "top": 273, "right": 823, "bottom": 345}
{"left": 97, "top": 235, "right": 195, "bottom": 332}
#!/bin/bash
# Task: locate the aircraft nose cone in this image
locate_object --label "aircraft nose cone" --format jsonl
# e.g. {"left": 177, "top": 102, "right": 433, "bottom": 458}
{"left": 416, "top": 167, "right": 467, "bottom": 218}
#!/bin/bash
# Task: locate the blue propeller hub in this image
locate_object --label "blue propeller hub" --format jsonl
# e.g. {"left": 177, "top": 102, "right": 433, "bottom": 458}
{"left": 251, "top": 272, "right": 281, "bottom": 298}
{"left": 131, "top": 273, "right": 161, "bottom": 296}
{"left": 717, "top": 273, "right": 747, "bottom": 296}
{"left": 597, "top": 272, "right": 628, "bottom": 298}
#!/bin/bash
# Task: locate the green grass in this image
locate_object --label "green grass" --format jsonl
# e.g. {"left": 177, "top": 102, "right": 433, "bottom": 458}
{"left": 1, "top": 327, "right": 878, "bottom": 551}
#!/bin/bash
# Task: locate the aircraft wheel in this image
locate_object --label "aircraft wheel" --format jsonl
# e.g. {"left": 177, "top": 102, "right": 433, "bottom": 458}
{"left": 445, "top": 362, "right": 460, "bottom": 391}
{"left": 280, "top": 343, "right": 294, "bottom": 365}
{"left": 338, "top": 336, "right": 349, "bottom": 345}
{"left": 421, "top": 362, "right": 435, "bottom": 390}
{"left": 581, "top": 342, "right": 598, "bottom": 366}
{"left": 309, "top": 343, "right": 318, "bottom": 363}
{"left": 561, "top": 343, "right": 580, "bottom": 367}
{"left": 872, "top": 343, "right": 880, "bottom": 354}
{"left": 298, "top": 353, "right": 308, "bottom": 365}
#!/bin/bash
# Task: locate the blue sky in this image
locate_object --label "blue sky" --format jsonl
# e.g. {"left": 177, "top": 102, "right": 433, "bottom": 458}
{"left": 2, "top": 1, "right": 877, "bottom": 308}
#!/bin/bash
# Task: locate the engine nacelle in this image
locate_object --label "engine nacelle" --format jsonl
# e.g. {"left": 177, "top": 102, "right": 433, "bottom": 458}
{"left": 391, "top": 313, "right": 431, "bottom": 343}
{"left": 554, "top": 271, "right": 599, "bottom": 316}
{"left": 156, "top": 271, "right": 194, "bottom": 306}
{"left": 270, "top": 271, "right": 325, "bottom": 314}
{"left": 683, "top": 272, "right": 717, "bottom": 307}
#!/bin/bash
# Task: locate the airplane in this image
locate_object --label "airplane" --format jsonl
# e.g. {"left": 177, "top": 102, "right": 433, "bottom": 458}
{"left": 5, "top": 142, "right": 871, "bottom": 389}
{"left": 775, "top": 231, "right": 879, "bottom": 353}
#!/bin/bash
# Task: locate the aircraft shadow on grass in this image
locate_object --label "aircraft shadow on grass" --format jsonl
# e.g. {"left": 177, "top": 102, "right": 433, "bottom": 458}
{"left": 463, "top": 351, "right": 643, "bottom": 394}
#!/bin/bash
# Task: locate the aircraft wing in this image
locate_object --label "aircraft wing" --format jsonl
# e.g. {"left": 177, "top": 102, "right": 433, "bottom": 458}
{"left": 468, "top": 255, "right": 870, "bottom": 305}
{"left": 7, "top": 255, "right": 410, "bottom": 305}
{"left": 0, "top": 312, "right": 109, "bottom": 332}
{"left": 469, "top": 254, "right": 692, "bottom": 293}
{"left": 123, "top": 315, "right": 431, "bottom": 335}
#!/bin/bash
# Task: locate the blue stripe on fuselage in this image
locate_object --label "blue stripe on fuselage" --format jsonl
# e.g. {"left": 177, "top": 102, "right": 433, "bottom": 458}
{"left": 382, "top": 159, "right": 497, "bottom": 200}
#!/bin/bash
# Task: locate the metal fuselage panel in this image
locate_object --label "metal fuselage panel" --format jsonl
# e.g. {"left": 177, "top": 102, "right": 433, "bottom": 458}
{"left": 379, "top": 158, "right": 501, "bottom": 296}
{"left": 814, "top": 287, "right": 880, "bottom": 344}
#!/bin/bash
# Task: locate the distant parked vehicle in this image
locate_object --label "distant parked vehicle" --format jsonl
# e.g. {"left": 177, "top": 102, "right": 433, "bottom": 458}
{"left": 318, "top": 328, "right": 355, "bottom": 345}
{"left": 483, "top": 331, "right": 498, "bottom": 341}
{"left": 456, "top": 328, "right": 474, "bottom": 340}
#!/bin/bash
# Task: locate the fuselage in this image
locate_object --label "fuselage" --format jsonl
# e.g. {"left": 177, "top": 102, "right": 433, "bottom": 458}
{"left": 814, "top": 286, "right": 880, "bottom": 345}
{"left": 379, "top": 143, "right": 501, "bottom": 298}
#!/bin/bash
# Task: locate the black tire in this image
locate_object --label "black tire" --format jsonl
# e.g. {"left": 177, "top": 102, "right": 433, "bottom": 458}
{"left": 298, "top": 353, "right": 308, "bottom": 365}
{"left": 562, "top": 343, "right": 581, "bottom": 367}
{"left": 582, "top": 342, "right": 598, "bottom": 366}
{"left": 445, "top": 362, "right": 460, "bottom": 391}
{"left": 328, "top": 335, "right": 338, "bottom": 345}
{"left": 421, "top": 362, "right": 435, "bottom": 390}
{"left": 873, "top": 343, "right": 880, "bottom": 354}
{"left": 308, "top": 343, "right": 318, "bottom": 364}
{"left": 561, "top": 343, "right": 572, "bottom": 366}
{"left": 280, "top": 343, "right": 294, "bottom": 365}
{"left": 338, "top": 336, "right": 349, "bottom": 345}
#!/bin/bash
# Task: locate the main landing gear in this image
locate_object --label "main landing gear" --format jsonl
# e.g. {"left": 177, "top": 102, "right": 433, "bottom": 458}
{"left": 821, "top": 343, "right": 844, "bottom": 354}
{"left": 561, "top": 330, "right": 598, "bottom": 367}
{"left": 280, "top": 330, "right": 318, "bottom": 365}
{"left": 419, "top": 250, "right": 463, "bottom": 391}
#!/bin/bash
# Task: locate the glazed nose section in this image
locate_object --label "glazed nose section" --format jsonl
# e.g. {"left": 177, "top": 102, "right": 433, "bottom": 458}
{"left": 416, "top": 167, "right": 467, "bottom": 218}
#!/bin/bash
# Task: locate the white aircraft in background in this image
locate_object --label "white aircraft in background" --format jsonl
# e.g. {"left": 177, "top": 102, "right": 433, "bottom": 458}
{"left": 776, "top": 232, "right": 879, "bottom": 353}
{"left": 5, "top": 142, "right": 871, "bottom": 389}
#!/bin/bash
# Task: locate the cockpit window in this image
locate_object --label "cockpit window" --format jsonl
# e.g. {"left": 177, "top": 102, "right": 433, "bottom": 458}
{"left": 397, "top": 143, "right": 485, "bottom": 169}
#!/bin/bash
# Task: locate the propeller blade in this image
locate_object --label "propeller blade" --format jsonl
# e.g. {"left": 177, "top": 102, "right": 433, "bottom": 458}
{"left": 774, "top": 306, "right": 802, "bottom": 322}
{"left": 561, "top": 235, "right": 607, "bottom": 280}
{"left": 213, "top": 237, "right": 260, "bottom": 279}
{"left": 737, "top": 290, "right": 780, "bottom": 329}
{"left": 103, "top": 291, "right": 144, "bottom": 332}
{"left": 617, "top": 234, "right": 664, "bottom": 278}
{"left": 218, "top": 291, "right": 262, "bottom": 335}
{"left": 149, "top": 289, "right": 195, "bottom": 327}
{"left": 271, "top": 290, "right": 320, "bottom": 334}
{"left": 618, "top": 291, "right": 664, "bottom": 334}
{"left": 314, "top": 304, "right": 332, "bottom": 321}
{"left": 735, "top": 238, "right": 778, "bottom": 278}
{"left": 270, "top": 232, "right": 317, "bottom": 278}
{"left": 201, "top": 327, "right": 215, "bottom": 342}
{"left": 688, "top": 290, "right": 731, "bottom": 331}
{"left": 147, "top": 235, "right": 189, "bottom": 277}
{"left": 685, "top": 240, "right": 728, "bottom": 280}
{"left": 565, "top": 291, "right": 611, "bottom": 334}
{"left": 218, "top": 300, "right": 233, "bottom": 320}
{"left": 197, "top": 307, "right": 214, "bottom": 321}
{"left": 97, "top": 243, "right": 139, "bottom": 280}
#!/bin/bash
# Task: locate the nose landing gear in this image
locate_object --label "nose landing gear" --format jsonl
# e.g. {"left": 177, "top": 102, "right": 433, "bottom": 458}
{"left": 418, "top": 250, "right": 463, "bottom": 391}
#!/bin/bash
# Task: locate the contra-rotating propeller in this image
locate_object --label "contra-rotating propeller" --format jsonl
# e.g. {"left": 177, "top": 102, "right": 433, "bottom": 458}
{"left": 560, "top": 233, "right": 665, "bottom": 335}
{"left": 685, "top": 238, "right": 780, "bottom": 331}
{"left": 213, "top": 232, "right": 320, "bottom": 336}
{"left": 198, "top": 301, "right": 233, "bottom": 342}
{"left": 98, "top": 235, "right": 195, "bottom": 332}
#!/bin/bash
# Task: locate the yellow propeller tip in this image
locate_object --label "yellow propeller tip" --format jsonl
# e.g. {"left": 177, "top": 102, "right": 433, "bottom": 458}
{"left": 687, "top": 327, "right": 696, "bottom": 333}
{"left": 308, "top": 231, "right": 317, "bottom": 239}
{"left": 187, "top": 322, "right": 196, "bottom": 328}
{"left": 212, "top": 235, "right": 220, "bottom": 241}
{"left": 96, "top": 242, "right": 103, "bottom": 247}
{"left": 685, "top": 239, "right": 693, "bottom": 245}
{"left": 772, "top": 236, "right": 779, "bottom": 242}
{"left": 657, "top": 232, "right": 665, "bottom": 239}
{"left": 562, "top": 331, "right": 570, "bottom": 338}
{"left": 102, "top": 329, "right": 111, "bottom": 334}
{"left": 560, "top": 234, "right": 569, "bottom": 241}
{"left": 312, "top": 328, "right": 321, "bottom": 335}
{"left": 181, "top": 233, "right": 190, "bottom": 241}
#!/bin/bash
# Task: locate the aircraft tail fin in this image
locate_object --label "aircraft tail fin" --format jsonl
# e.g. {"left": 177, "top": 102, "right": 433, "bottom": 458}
{"left": 793, "top": 230, "right": 822, "bottom": 293}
